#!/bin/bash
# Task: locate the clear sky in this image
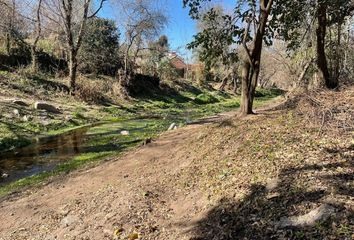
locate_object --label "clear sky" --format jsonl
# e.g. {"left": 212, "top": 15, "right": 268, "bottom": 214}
{"left": 98, "top": 0, "right": 235, "bottom": 63}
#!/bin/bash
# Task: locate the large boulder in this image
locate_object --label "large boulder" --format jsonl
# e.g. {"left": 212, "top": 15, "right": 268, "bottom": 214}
{"left": 34, "top": 102, "right": 61, "bottom": 113}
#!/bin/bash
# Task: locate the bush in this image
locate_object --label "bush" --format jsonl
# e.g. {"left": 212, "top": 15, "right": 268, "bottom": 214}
{"left": 78, "top": 18, "right": 120, "bottom": 76}
{"left": 76, "top": 76, "right": 109, "bottom": 103}
{"left": 194, "top": 93, "right": 219, "bottom": 104}
{"left": 255, "top": 88, "right": 285, "bottom": 98}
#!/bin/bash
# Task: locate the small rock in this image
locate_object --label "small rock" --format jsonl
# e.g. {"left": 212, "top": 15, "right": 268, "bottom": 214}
{"left": 142, "top": 138, "right": 152, "bottom": 146}
{"left": 266, "top": 177, "right": 279, "bottom": 191}
{"left": 13, "top": 109, "right": 20, "bottom": 116}
{"left": 2, "top": 173, "right": 9, "bottom": 178}
{"left": 13, "top": 99, "right": 28, "bottom": 106}
{"left": 22, "top": 115, "right": 30, "bottom": 122}
{"left": 34, "top": 102, "right": 61, "bottom": 113}
{"left": 103, "top": 229, "right": 112, "bottom": 237}
{"left": 276, "top": 204, "right": 335, "bottom": 228}
{"left": 128, "top": 233, "right": 139, "bottom": 240}
{"left": 168, "top": 123, "right": 177, "bottom": 131}
{"left": 41, "top": 120, "right": 51, "bottom": 126}
{"left": 60, "top": 215, "right": 79, "bottom": 228}
{"left": 120, "top": 130, "right": 130, "bottom": 135}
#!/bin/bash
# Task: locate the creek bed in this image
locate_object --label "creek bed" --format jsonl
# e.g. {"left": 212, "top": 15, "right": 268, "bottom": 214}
{"left": 0, "top": 118, "right": 174, "bottom": 186}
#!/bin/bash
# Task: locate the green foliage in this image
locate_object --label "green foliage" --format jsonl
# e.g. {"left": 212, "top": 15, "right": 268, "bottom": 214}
{"left": 157, "top": 59, "right": 180, "bottom": 81}
{"left": 78, "top": 18, "right": 120, "bottom": 75}
{"left": 255, "top": 88, "right": 284, "bottom": 98}
{"left": 187, "top": 6, "right": 239, "bottom": 69}
{"left": 270, "top": 0, "right": 353, "bottom": 51}
{"left": 143, "top": 35, "right": 179, "bottom": 81}
{"left": 184, "top": 0, "right": 353, "bottom": 65}
{"left": 194, "top": 93, "right": 219, "bottom": 104}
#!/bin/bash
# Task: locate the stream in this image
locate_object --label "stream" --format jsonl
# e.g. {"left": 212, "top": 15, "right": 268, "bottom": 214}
{"left": 0, "top": 118, "right": 171, "bottom": 186}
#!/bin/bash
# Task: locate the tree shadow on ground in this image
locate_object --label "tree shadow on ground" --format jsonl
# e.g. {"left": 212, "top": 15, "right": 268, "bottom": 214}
{"left": 190, "top": 147, "right": 353, "bottom": 240}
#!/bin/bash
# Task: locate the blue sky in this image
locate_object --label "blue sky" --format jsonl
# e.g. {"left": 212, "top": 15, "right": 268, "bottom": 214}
{"left": 98, "top": 0, "right": 235, "bottom": 62}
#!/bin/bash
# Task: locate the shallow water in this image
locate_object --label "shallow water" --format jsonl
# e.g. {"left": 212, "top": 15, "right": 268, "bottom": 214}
{"left": 0, "top": 119, "right": 168, "bottom": 185}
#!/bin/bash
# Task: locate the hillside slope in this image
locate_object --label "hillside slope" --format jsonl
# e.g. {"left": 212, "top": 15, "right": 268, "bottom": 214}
{"left": 0, "top": 87, "right": 353, "bottom": 240}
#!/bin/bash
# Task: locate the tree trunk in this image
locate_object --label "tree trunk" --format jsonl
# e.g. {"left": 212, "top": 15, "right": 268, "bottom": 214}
{"left": 241, "top": 61, "right": 253, "bottom": 114}
{"left": 5, "top": 32, "right": 11, "bottom": 55}
{"left": 69, "top": 49, "right": 78, "bottom": 91}
{"left": 31, "top": 46, "right": 38, "bottom": 72}
{"left": 30, "top": 0, "right": 42, "bottom": 73}
{"left": 240, "top": 0, "right": 272, "bottom": 115}
{"left": 316, "top": 3, "right": 337, "bottom": 89}
{"left": 219, "top": 76, "right": 228, "bottom": 91}
{"left": 334, "top": 21, "right": 342, "bottom": 80}
{"left": 297, "top": 60, "right": 312, "bottom": 88}
{"left": 232, "top": 77, "right": 238, "bottom": 94}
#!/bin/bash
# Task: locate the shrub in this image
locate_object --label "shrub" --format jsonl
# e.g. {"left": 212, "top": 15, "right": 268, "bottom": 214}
{"left": 78, "top": 18, "right": 120, "bottom": 76}
{"left": 194, "top": 93, "right": 219, "bottom": 104}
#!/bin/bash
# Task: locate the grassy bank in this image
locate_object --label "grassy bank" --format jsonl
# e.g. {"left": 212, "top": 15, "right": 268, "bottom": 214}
{"left": 0, "top": 70, "right": 283, "bottom": 152}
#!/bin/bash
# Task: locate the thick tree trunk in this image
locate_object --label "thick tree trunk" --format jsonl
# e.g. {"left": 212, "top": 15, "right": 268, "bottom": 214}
{"left": 316, "top": 3, "right": 337, "bottom": 89}
{"left": 241, "top": 61, "right": 253, "bottom": 114}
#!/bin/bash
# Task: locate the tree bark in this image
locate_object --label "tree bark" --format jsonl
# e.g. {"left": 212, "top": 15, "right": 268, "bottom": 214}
{"left": 316, "top": 3, "right": 337, "bottom": 89}
{"left": 69, "top": 49, "right": 78, "bottom": 90}
{"left": 241, "top": 61, "right": 252, "bottom": 114}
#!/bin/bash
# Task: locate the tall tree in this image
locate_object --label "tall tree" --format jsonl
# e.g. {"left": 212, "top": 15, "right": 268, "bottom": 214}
{"left": 273, "top": 0, "right": 354, "bottom": 89}
{"left": 114, "top": 0, "right": 167, "bottom": 88}
{"left": 185, "top": 0, "right": 274, "bottom": 114}
{"left": 30, "top": 0, "right": 43, "bottom": 73}
{"left": 43, "top": 0, "right": 106, "bottom": 91}
{"left": 62, "top": 0, "right": 106, "bottom": 91}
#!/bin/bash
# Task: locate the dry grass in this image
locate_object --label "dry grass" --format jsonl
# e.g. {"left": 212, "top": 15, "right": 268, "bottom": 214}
{"left": 171, "top": 86, "right": 354, "bottom": 239}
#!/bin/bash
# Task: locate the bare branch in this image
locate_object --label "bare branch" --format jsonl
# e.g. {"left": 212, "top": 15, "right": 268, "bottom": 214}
{"left": 88, "top": 0, "right": 107, "bottom": 19}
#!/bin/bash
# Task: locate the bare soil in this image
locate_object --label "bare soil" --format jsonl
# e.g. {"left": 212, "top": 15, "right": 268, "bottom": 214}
{"left": 0, "top": 88, "right": 353, "bottom": 240}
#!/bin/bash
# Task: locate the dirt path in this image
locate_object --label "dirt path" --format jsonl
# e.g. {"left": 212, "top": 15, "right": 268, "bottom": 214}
{"left": 0, "top": 109, "right": 241, "bottom": 240}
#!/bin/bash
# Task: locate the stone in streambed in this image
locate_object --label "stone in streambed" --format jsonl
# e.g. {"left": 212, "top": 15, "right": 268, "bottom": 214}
{"left": 13, "top": 99, "right": 28, "bottom": 106}
{"left": 34, "top": 102, "right": 61, "bottom": 113}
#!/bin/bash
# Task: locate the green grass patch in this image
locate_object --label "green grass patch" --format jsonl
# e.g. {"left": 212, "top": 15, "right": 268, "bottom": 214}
{"left": 194, "top": 93, "right": 219, "bottom": 104}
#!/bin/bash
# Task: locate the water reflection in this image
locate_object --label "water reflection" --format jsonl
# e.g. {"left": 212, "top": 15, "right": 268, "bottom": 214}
{"left": 0, "top": 127, "right": 90, "bottom": 185}
{"left": 0, "top": 118, "right": 171, "bottom": 186}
